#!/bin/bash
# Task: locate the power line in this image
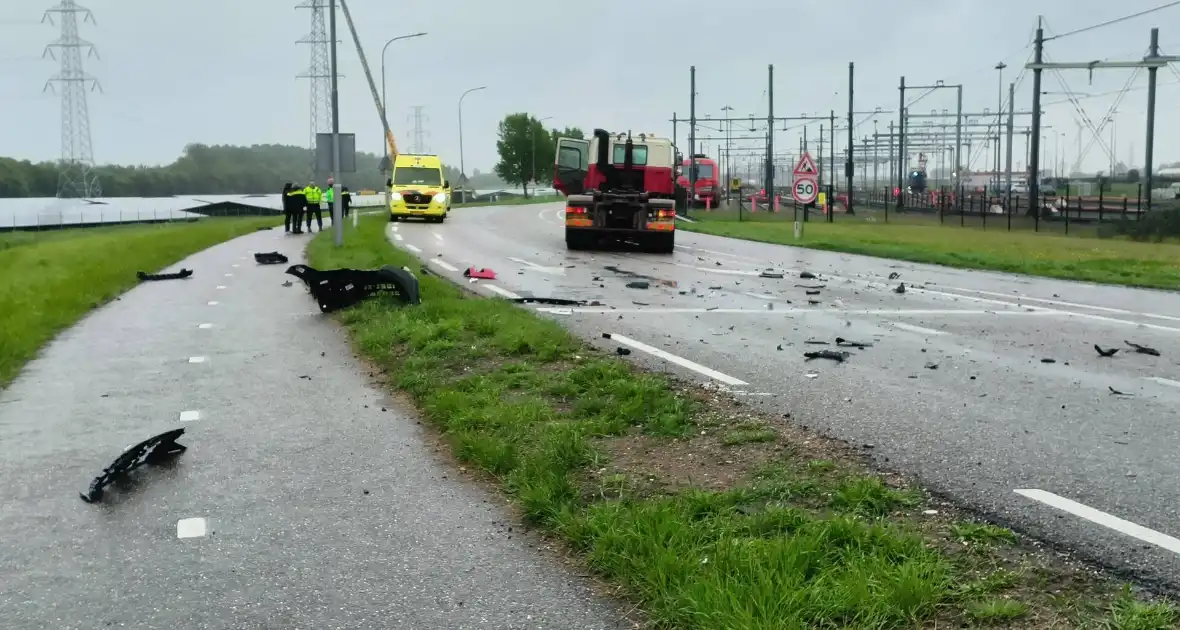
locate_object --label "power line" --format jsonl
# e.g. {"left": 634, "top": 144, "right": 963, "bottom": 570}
{"left": 1043, "top": 1, "right": 1180, "bottom": 41}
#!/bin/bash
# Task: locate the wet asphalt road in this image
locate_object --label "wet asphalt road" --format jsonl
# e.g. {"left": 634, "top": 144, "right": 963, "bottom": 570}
{"left": 0, "top": 225, "right": 627, "bottom": 629}
{"left": 390, "top": 202, "right": 1180, "bottom": 591}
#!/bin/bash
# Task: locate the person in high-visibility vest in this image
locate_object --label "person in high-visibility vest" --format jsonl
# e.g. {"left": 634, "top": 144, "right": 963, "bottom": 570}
{"left": 285, "top": 182, "right": 306, "bottom": 234}
{"left": 324, "top": 177, "right": 336, "bottom": 222}
{"left": 303, "top": 181, "right": 323, "bottom": 233}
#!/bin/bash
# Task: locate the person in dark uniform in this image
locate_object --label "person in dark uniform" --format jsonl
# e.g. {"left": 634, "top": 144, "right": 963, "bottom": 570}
{"left": 285, "top": 182, "right": 306, "bottom": 234}
{"left": 281, "top": 183, "right": 295, "bottom": 232}
{"left": 341, "top": 186, "right": 352, "bottom": 218}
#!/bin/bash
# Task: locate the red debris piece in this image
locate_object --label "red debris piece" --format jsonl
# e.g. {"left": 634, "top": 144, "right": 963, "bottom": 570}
{"left": 463, "top": 267, "right": 497, "bottom": 280}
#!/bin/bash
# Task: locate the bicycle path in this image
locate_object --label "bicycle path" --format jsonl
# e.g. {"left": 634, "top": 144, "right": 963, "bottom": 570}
{"left": 0, "top": 226, "right": 626, "bottom": 629}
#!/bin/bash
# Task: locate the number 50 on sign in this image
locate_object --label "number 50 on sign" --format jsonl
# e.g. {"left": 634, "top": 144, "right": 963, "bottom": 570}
{"left": 792, "top": 177, "right": 817, "bottom": 204}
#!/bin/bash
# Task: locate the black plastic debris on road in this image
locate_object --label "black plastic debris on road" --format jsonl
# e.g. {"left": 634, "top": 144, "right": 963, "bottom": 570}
{"left": 799, "top": 271, "right": 818, "bottom": 279}
{"left": 805, "top": 290, "right": 821, "bottom": 296}
{"left": 616, "top": 347, "right": 631, "bottom": 356}
{"left": 888, "top": 272, "right": 901, "bottom": 280}
{"left": 1109, "top": 386, "right": 1132, "bottom": 396}
{"left": 836, "top": 337, "right": 873, "bottom": 348}
{"left": 804, "top": 350, "right": 851, "bottom": 362}
{"left": 1095, "top": 345, "right": 1119, "bottom": 357}
{"left": 1125, "top": 340, "right": 1161, "bottom": 356}
{"left": 511, "top": 297, "right": 588, "bottom": 306}
{"left": 137, "top": 268, "right": 193, "bottom": 282}
{"left": 626, "top": 281, "right": 651, "bottom": 289}
{"left": 80, "top": 428, "right": 187, "bottom": 503}
{"left": 1041, "top": 358, "right": 1056, "bottom": 364}
{"left": 893, "top": 283, "right": 906, "bottom": 294}
{"left": 759, "top": 269, "right": 784, "bottom": 279}
{"left": 254, "top": 252, "right": 289, "bottom": 265}
{"left": 795, "top": 284, "right": 825, "bottom": 289}
{"left": 285, "top": 264, "right": 421, "bottom": 313}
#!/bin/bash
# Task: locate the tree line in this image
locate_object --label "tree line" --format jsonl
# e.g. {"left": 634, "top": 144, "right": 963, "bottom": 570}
{"left": 493, "top": 114, "right": 584, "bottom": 197}
{"left": 0, "top": 143, "right": 508, "bottom": 198}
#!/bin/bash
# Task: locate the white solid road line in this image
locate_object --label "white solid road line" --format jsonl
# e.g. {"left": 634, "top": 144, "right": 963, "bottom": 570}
{"left": 1146, "top": 376, "right": 1180, "bottom": 389}
{"left": 891, "top": 322, "right": 948, "bottom": 336}
{"left": 484, "top": 284, "right": 522, "bottom": 299}
{"left": 188, "top": 356, "right": 207, "bottom": 364}
{"left": 537, "top": 306, "right": 1053, "bottom": 316}
{"left": 428, "top": 258, "right": 459, "bottom": 272}
{"left": 1015, "top": 489, "right": 1180, "bottom": 556}
{"left": 403, "top": 243, "right": 421, "bottom": 253}
{"left": 176, "top": 517, "right": 208, "bottom": 539}
{"left": 609, "top": 333, "right": 748, "bottom": 386}
{"left": 945, "top": 286, "right": 1180, "bottom": 325}
{"left": 179, "top": 410, "right": 201, "bottom": 422}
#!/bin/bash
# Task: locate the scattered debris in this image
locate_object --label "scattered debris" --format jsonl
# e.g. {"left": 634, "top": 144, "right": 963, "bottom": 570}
{"left": 602, "top": 333, "right": 612, "bottom": 339}
{"left": 888, "top": 272, "right": 901, "bottom": 280}
{"left": 835, "top": 337, "right": 873, "bottom": 348}
{"left": 255, "top": 226, "right": 273, "bottom": 231}
{"left": 799, "top": 271, "right": 818, "bottom": 279}
{"left": 807, "top": 300, "right": 821, "bottom": 305}
{"left": 804, "top": 340, "right": 829, "bottom": 345}
{"left": 80, "top": 428, "right": 187, "bottom": 503}
{"left": 805, "top": 290, "right": 821, "bottom": 296}
{"left": 795, "top": 284, "right": 826, "bottom": 289}
{"left": 776, "top": 344, "right": 784, "bottom": 351}
{"left": 254, "top": 252, "right": 289, "bottom": 265}
{"left": 1125, "top": 340, "right": 1161, "bottom": 356}
{"left": 1094, "top": 345, "right": 1119, "bottom": 357}
{"left": 463, "top": 267, "right": 497, "bottom": 280}
{"left": 285, "top": 264, "right": 421, "bottom": 313}
{"left": 1040, "top": 358, "right": 1056, "bottom": 363}
{"left": 616, "top": 347, "right": 631, "bottom": 356}
{"left": 281, "top": 280, "right": 293, "bottom": 287}
{"left": 632, "top": 301, "right": 650, "bottom": 306}
{"left": 708, "top": 286, "right": 723, "bottom": 290}
{"left": 759, "top": 269, "right": 784, "bottom": 279}
{"left": 893, "top": 283, "right": 906, "bottom": 294}
{"left": 804, "top": 350, "right": 850, "bottom": 362}
{"left": 924, "top": 362, "right": 939, "bottom": 370}
{"left": 603, "top": 265, "right": 677, "bottom": 287}
{"left": 626, "top": 281, "right": 651, "bottom": 289}
{"left": 137, "top": 268, "right": 193, "bottom": 282}
{"left": 1109, "top": 386, "right": 1132, "bottom": 396}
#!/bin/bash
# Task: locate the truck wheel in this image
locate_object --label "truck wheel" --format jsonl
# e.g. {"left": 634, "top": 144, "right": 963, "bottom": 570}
{"left": 565, "top": 230, "right": 587, "bottom": 250}
{"left": 647, "top": 232, "right": 675, "bottom": 254}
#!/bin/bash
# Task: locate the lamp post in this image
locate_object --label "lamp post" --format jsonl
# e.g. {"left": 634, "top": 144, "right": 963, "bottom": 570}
{"left": 994, "top": 62, "right": 1006, "bottom": 193}
{"left": 379, "top": 31, "right": 426, "bottom": 212}
{"left": 457, "top": 86, "right": 486, "bottom": 201}
{"left": 531, "top": 115, "right": 553, "bottom": 195}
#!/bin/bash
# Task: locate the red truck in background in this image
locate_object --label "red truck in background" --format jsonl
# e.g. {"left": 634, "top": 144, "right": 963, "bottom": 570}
{"left": 677, "top": 154, "right": 720, "bottom": 208}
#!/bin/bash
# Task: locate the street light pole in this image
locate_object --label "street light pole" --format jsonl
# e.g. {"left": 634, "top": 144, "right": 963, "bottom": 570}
{"left": 379, "top": 31, "right": 427, "bottom": 212}
{"left": 531, "top": 115, "right": 553, "bottom": 195}
{"left": 328, "top": 0, "right": 342, "bottom": 247}
{"left": 994, "top": 62, "right": 1006, "bottom": 194}
{"left": 457, "top": 86, "right": 486, "bottom": 201}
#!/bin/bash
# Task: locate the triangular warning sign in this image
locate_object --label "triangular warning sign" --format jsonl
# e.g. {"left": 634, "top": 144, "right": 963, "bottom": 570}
{"left": 793, "top": 152, "right": 817, "bottom": 176}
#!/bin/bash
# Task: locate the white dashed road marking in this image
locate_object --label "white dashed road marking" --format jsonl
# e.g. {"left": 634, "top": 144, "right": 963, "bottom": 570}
{"left": 891, "top": 322, "right": 947, "bottom": 336}
{"left": 224, "top": 273, "right": 233, "bottom": 277}
{"left": 1015, "top": 489, "right": 1180, "bottom": 555}
{"left": 216, "top": 285, "right": 226, "bottom": 290}
{"left": 484, "top": 284, "right": 522, "bottom": 299}
{"left": 176, "top": 518, "right": 208, "bottom": 539}
{"left": 232, "top": 264, "right": 240, "bottom": 268}
{"left": 608, "top": 333, "right": 748, "bottom": 386}
{"left": 1146, "top": 376, "right": 1180, "bottom": 389}
{"left": 433, "top": 232, "right": 444, "bottom": 242}
{"left": 197, "top": 323, "right": 213, "bottom": 329}
{"left": 207, "top": 301, "right": 219, "bottom": 306}
{"left": 188, "top": 356, "right": 206, "bottom": 364}
{"left": 403, "top": 244, "right": 422, "bottom": 253}
{"left": 429, "top": 258, "right": 459, "bottom": 272}
{"left": 179, "top": 410, "right": 201, "bottom": 422}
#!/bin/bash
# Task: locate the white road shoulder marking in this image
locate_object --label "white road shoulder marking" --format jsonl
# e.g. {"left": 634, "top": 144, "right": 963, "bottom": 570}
{"left": 403, "top": 244, "right": 422, "bottom": 253}
{"left": 179, "top": 410, "right": 201, "bottom": 422}
{"left": 1146, "top": 376, "right": 1180, "bottom": 389}
{"left": 1015, "top": 489, "right": 1180, "bottom": 555}
{"left": 176, "top": 517, "right": 208, "bottom": 539}
{"left": 609, "top": 333, "right": 748, "bottom": 386}
{"left": 429, "top": 258, "right": 459, "bottom": 272}
{"left": 187, "top": 356, "right": 207, "bottom": 364}
{"left": 484, "top": 284, "right": 522, "bottom": 299}
{"left": 891, "top": 322, "right": 947, "bottom": 336}
{"left": 394, "top": 233, "right": 404, "bottom": 241}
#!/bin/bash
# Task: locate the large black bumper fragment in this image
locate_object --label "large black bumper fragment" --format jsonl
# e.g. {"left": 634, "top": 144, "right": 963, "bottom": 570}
{"left": 285, "top": 264, "right": 421, "bottom": 313}
{"left": 80, "top": 428, "right": 187, "bottom": 503}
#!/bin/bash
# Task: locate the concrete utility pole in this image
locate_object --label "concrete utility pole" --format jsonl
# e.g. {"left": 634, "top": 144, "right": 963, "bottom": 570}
{"left": 1005, "top": 82, "right": 1015, "bottom": 194}
{"left": 1026, "top": 25, "right": 1176, "bottom": 211}
{"left": 846, "top": 62, "right": 855, "bottom": 214}
{"left": 689, "top": 66, "right": 696, "bottom": 210}
{"left": 327, "top": 0, "right": 342, "bottom": 247}
{"left": 766, "top": 64, "right": 774, "bottom": 198}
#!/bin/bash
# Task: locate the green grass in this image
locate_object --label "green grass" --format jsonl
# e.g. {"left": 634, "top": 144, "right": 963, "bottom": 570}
{"left": 307, "top": 213, "right": 1178, "bottom": 628}
{"left": 0, "top": 217, "right": 280, "bottom": 388}
{"left": 680, "top": 212, "right": 1180, "bottom": 290}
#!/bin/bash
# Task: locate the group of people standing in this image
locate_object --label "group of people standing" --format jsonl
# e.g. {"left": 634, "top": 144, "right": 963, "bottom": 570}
{"left": 282, "top": 179, "right": 352, "bottom": 234}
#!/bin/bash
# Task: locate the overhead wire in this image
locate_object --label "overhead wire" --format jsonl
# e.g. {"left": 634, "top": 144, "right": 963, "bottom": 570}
{"left": 1043, "top": 1, "right": 1180, "bottom": 41}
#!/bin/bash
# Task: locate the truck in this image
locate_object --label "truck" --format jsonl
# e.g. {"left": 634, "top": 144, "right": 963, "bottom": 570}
{"left": 677, "top": 154, "right": 720, "bottom": 208}
{"left": 552, "top": 129, "right": 678, "bottom": 253}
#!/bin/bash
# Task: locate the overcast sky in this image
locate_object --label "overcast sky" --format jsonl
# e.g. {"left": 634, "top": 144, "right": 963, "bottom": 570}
{"left": 1, "top": 0, "right": 1178, "bottom": 176}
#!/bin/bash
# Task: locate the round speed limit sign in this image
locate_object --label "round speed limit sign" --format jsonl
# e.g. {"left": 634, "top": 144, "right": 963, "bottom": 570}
{"left": 792, "top": 177, "right": 818, "bottom": 204}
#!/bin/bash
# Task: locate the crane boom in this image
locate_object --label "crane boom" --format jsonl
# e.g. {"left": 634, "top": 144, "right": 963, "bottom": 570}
{"left": 337, "top": 0, "right": 398, "bottom": 159}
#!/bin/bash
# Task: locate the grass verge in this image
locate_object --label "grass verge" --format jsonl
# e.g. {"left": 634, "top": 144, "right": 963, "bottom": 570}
{"left": 454, "top": 194, "right": 562, "bottom": 208}
{"left": 679, "top": 212, "right": 1180, "bottom": 290}
{"left": 308, "top": 213, "right": 1179, "bottom": 629}
{"left": 0, "top": 217, "right": 280, "bottom": 388}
